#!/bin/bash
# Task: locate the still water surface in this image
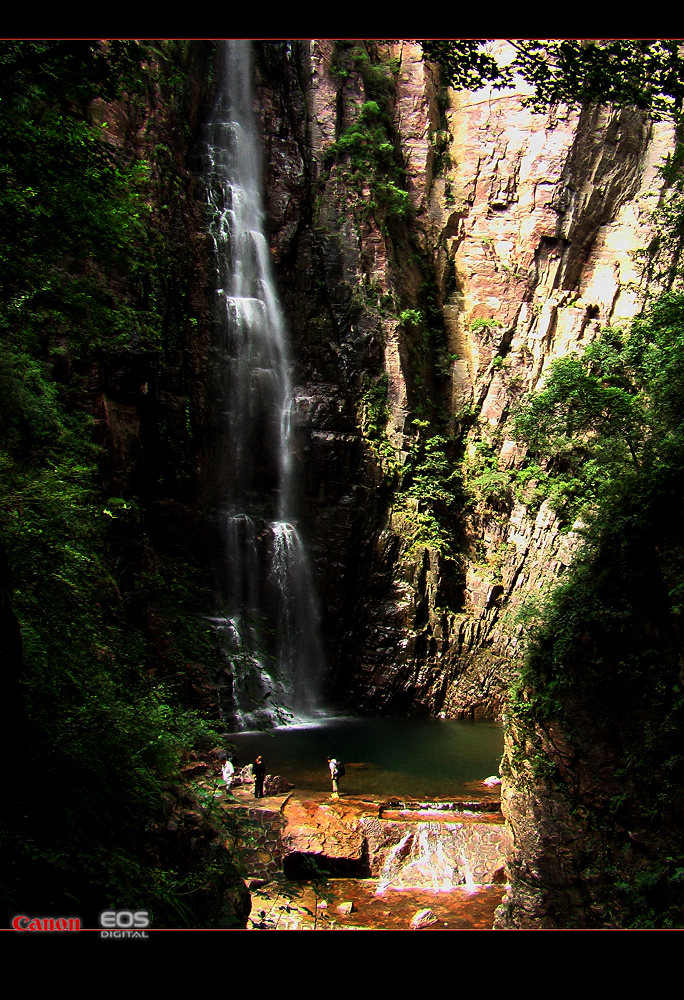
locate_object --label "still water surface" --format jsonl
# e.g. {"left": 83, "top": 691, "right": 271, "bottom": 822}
{"left": 228, "top": 715, "right": 503, "bottom": 799}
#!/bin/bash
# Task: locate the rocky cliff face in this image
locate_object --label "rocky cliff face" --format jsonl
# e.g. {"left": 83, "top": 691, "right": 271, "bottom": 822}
{"left": 249, "top": 39, "right": 673, "bottom": 722}
{"left": 60, "top": 40, "right": 678, "bottom": 928}
{"left": 243, "top": 41, "right": 680, "bottom": 928}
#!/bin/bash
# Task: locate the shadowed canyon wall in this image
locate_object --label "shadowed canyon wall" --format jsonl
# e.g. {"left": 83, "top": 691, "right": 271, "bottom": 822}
{"left": 247, "top": 39, "right": 673, "bottom": 720}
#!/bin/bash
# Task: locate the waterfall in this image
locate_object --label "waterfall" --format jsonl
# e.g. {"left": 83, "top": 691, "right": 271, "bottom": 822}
{"left": 375, "top": 824, "right": 477, "bottom": 894}
{"left": 201, "top": 40, "right": 325, "bottom": 730}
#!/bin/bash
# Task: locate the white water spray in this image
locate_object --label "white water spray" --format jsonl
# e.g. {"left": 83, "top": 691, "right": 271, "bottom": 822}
{"left": 375, "top": 823, "right": 479, "bottom": 894}
{"left": 201, "top": 40, "right": 325, "bottom": 729}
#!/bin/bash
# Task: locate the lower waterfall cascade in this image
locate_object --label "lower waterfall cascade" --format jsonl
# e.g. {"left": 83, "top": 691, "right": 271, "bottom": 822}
{"left": 375, "top": 824, "right": 480, "bottom": 894}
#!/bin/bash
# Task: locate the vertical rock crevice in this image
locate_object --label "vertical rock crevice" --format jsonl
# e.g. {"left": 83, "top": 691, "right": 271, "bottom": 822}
{"left": 249, "top": 40, "right": 674, "bottom": 726}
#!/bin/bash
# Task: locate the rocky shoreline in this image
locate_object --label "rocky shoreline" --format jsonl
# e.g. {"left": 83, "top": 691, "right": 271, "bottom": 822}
{"left": 218, "top": 774, "right": 509, "bottom": 931}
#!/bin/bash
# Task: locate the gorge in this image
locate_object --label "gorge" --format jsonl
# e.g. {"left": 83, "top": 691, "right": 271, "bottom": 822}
{"left": 1, "top": 38, "right": 684, "bottom": 931}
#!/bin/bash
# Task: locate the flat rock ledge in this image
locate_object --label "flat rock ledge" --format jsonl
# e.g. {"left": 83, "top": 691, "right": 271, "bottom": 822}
{"left": 224, "top": 785, "right": 510, "bottom": 887}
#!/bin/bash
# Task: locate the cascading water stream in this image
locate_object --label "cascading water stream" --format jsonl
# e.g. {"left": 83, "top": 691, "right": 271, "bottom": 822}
{"left": 201, "top": 40, "right": 325, "bottom": 730}
{"left": 375, "top": 823, "right": 479, "bottom": 894}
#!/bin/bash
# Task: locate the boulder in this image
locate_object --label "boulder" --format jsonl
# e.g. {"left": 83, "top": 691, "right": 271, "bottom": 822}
{"left": 410, "top": 908, "right": 438, "bottom": 929}
{"left": 281, "top": 798, "right": 369, "bottom": 877}
{"left": 264, "top": 774, "right": 295, "bottom": 795}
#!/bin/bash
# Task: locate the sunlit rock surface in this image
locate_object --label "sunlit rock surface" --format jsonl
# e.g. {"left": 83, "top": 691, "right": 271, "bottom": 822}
{"left": 255, "top": 39, "right": 673, "bottom": 723}
{"left": 250, "top": 41, "right": 677, "bottom": 928}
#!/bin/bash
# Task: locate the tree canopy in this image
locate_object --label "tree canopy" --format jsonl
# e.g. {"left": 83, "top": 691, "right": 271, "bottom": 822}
{"left": 509, "top": 295, "right": 684, "bottom": 524}
{"left": 422, "top": 39, "right": 684, "bottom": 122}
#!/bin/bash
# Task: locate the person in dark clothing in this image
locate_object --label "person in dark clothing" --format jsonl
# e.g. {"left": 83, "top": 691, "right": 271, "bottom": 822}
{"left": 253, "top": 755, "right": 266, "bottom": 798}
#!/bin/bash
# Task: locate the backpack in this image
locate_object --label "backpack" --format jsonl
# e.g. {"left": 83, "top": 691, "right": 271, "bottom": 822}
{"left": 335, "top": 761, "right": 345, "bottom": 778}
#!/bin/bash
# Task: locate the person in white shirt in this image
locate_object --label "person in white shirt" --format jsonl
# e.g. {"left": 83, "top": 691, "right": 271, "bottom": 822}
{"left": 222, "top": 757, "right": 235, "bottom": 792}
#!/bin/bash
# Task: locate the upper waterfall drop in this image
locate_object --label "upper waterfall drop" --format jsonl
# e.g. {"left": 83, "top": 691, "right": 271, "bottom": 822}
{"left": 201, "top": 39, "right": 326, "bottom": 730}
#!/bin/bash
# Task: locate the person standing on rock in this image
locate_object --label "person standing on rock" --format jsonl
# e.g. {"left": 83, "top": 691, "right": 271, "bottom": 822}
{"left": 222, "top": 756, "right": 235, "bottom": 793}
{"left": 328, "top": 756, "right": 342, "bottom": 799}
{"left": 253, "top": 754, "right": 266, "bottom": 799}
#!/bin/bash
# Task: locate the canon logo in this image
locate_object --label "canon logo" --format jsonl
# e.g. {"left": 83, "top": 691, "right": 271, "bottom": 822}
{"left": 12, "top": 915, "right": 81, "bottom": 932}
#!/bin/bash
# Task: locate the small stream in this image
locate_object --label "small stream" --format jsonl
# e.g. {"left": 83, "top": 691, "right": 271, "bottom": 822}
{"left": 251, "top": 878, "right": 505, "bottom": 931}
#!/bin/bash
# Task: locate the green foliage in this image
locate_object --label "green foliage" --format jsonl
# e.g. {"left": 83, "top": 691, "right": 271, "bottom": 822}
{"left": 0, "top": 42, "right": 166, "bottom": 358}
{"left": 359, "top": 373, "right": 398, "bottom": 472}
{"left": 331, "top": 42, "right": 398, "bottom": 98}
{"left": 421, "top": 40, "right": 509, "bottom": 92}
{"left": 325, "top": 45, "right": 410, "bottom": 225}
{"left": 510, "top": 297, "right": 684, "bottom": 526}
{"left": 514, "top": 337, "right": 643, "bottom": 461}
{"left": 508, "top": 294, "right": 684, "bottom": 713}
{"left": 368, "top": 268, "right": 461, "bottom": 556}
{"left": 638, "top": 141, "right": 684, "bottom": 292}
{"left": 327, "top": 99, "right": 409, "bottom": 221}
{"left": 512, "top": 40, "right": 684, "bottom": 121}
{"left": 399, "top": 308, "right": 424, "bottom": 328}
{"left": 614, "top": 857, "right": 684, "bottom": 928}
{"left": 422, "top": 39, "right": 684, "bottom": 123}
{"left": 469, "top": 317, "right": 503, "bottom": 331}
{"left": 0, "top": 40, "right": 226, "bottom": 927}
{"left": 463, "top": 442, "right": 513, "bottom": 510}
{"left": 505, "top": 297, "right": 684, "bottom": 928}
{"left": 394, "top": 423, "right": 461, "bottom": 556}
{"left": 0, "top": 402, "right": 226, "bottom": 920}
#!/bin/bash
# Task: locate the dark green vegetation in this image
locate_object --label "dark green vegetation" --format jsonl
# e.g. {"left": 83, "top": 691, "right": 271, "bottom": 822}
{"left": 325, "top": 43, "right": 409, "bottom": 226}
{"left": 323, "top": 42, "right": 464, "bottom": 562}
{"left": 511, "top": 295, "right": 684, "bottom": 712}
{"left": 0, "top": 40, "right": 246, "bottom": 928}
{"left": 393, "top": 423, "right": 462, "bottom": 557}
{"left": 498, "top": 313, "right": 683, "bottom": 527}
{"left": 508, "top": 298, "right": 684, "bottom": 927}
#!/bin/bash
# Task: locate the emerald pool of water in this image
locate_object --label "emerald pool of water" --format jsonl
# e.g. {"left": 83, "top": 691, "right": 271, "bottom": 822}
{"left": 227, "top": 715, "right": 504, "bottom": 799}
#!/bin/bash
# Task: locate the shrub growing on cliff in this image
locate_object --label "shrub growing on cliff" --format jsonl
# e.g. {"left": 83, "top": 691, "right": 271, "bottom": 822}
{"left": 510, "top": 293, "right": 684, "bottom": 709}
{"left": 359, "top": 372, "right": 399, "bottom": 473}
{"left": 324, "top": 47, "right": 411, "bottom": 225}
{"left": 463, "top": 442, "right": 514, "bottom": 511}
{"left": 327, "top": 99, "right": 410, "bottom": 221}
{"left": 509, "top": 316, "right": 672, "bottom": 525}
{"left": 393, "top": 423, "right": 462, "bottom": 557}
